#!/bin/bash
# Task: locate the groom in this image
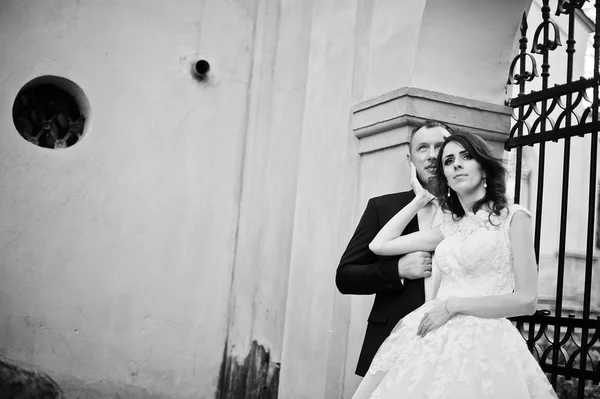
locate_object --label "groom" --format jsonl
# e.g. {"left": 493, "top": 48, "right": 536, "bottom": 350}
{"left": 336, "top": 120, "right": 453, "bottom": 376}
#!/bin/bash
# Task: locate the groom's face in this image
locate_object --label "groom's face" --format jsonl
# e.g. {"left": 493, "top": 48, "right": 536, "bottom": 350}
{"left": 409, "top": 126, "right": 451, "bottom": 190}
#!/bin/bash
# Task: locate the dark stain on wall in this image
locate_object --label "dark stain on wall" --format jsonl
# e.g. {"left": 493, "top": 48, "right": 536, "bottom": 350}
{"left": 216, "top": 340, "right": 280, "bottom": 398}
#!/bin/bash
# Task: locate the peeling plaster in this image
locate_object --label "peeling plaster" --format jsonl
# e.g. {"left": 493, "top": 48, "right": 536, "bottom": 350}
{"left": 217, "top": 340, "right": 279, "bottom": 398}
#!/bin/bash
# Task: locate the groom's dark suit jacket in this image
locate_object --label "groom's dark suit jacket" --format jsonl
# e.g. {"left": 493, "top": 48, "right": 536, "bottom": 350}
{"left": 336, "top": 190, "right": 425, "bottom": 377}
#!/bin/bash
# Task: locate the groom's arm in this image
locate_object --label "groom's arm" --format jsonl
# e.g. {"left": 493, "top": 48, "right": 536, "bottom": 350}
{"left": 336, "top": 199, "right": 404, "bottom": 295}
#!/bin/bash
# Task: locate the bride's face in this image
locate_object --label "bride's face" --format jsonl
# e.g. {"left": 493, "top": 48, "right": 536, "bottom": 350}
{"left": 441, "top": 141, "right": 486, "bottom": 195}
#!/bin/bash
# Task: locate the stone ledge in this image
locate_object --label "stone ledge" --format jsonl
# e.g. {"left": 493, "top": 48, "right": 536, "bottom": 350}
{"left": 352, "top": 87, "right": 512, "bottom": 155}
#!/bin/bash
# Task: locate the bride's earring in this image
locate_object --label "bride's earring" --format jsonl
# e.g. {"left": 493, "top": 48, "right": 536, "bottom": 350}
{"left": 447, "top": 187, "right": 451, "bottom": 197}
{"left": 483, "top": 178, "right": 487, "bottom": 188}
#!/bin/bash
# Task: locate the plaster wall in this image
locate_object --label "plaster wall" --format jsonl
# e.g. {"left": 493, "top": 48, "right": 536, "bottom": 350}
{"left": 0, "top": 1, "right": 261, "bottom": 397}
{"left": 363, "top": 0, "right": 530, "bottom": 104}
{"left": 218, "top": 0, "right": 313, "bottom": 396}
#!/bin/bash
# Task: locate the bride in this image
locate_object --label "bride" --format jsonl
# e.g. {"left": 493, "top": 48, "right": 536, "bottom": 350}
{"left": 352, "top": 132, "right": 557, "bottom": 398}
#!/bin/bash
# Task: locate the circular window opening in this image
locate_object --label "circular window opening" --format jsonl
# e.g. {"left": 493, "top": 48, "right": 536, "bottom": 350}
{"left": 12, "top": 76, "right": 90, "bottom": 149}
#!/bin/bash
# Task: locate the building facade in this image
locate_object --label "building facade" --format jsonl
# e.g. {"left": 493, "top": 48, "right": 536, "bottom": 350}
{"left": 3, "top": 0, "right": 590, "bottom": 398}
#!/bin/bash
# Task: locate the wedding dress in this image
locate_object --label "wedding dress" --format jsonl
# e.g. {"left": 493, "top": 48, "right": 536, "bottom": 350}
{"left": 353, "top": 204, "right": 557, "bottom": 399}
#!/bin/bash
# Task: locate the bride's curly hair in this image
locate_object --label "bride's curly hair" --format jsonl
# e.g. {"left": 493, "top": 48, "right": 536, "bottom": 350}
{"left": 430, "top": 132, "right": 508, "bottom": 222}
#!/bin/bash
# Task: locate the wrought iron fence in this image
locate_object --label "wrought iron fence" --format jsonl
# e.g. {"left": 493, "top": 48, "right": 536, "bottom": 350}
{"left": 506, "top": 1, "right": 600, "bottom": 397}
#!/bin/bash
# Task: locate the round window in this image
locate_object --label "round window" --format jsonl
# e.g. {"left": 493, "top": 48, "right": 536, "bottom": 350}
{"left": 12, "top": 76, "right": 89, "bottom": 149}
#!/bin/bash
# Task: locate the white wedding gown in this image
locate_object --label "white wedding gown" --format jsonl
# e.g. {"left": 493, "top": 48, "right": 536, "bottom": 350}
{"left": 353, "top": 204, "right": 558, "bottom": 399}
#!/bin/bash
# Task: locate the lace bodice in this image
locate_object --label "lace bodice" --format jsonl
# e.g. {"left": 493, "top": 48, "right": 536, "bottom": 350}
{"left": 434, "top": 204, "right": 530, "bottom": 300}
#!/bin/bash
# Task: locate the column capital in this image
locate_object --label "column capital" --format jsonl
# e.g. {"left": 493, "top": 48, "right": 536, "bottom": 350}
{"left": 352, "top": 87, "right": 512, "bottom": 156}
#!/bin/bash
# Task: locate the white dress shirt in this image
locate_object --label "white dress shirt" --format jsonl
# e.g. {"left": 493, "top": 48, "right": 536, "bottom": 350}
{"left": 417, "top": 197, "right": 442, "bottom": 230}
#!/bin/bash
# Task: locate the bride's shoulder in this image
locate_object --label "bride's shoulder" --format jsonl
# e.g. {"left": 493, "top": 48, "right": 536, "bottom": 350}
{"left": 506, "top": 203, "right": 532, "bottom": 218}
{"left": 498, "top": 203, "right": 532, "bottom": 230}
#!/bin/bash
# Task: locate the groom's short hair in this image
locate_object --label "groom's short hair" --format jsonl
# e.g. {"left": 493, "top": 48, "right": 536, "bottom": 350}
{"left": 408, "top": 120, "right": 454, "bottom": 153}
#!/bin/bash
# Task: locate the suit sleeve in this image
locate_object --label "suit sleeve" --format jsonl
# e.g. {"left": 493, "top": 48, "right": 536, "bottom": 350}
{"left": 336, "top": 198, "right": 404, "bottom": 295}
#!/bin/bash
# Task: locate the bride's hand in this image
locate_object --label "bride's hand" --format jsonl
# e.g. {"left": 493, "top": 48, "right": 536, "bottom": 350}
{"left": 409, "top": 162, "right": 430, "bottom": 205}
{"left": 417, "top": 299, "right": 454, "bottom": 337}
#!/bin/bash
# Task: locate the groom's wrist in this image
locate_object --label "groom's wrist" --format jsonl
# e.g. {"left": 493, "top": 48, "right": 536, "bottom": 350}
{"left": 378, "top": 257, "right": 404, "bottom": 290}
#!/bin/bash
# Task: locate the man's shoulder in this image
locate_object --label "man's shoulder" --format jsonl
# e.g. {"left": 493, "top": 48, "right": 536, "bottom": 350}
{"left": 371, "top": 190, "right": 415, "bottom": 203}
{"left": 370, "top": 190, "right": 415, "bottom": 206}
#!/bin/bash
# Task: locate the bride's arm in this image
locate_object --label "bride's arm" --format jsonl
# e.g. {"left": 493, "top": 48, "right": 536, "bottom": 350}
{"left": 423, "top": 261, "right": 441, "bottom": 302}
{"left": 446, "top": 210, "right": 538, "bottom": 318}
{"left": 370, "top": 224, "right": 443, "bottom": 256}
{"left": 428, "top": 261, "right": 442, "bottom": 300}
{"left": 369, "top": 162, "right": 444, "bottom": 256}
{"left": 368, "top": 195, "right": 443, "bottom": 256}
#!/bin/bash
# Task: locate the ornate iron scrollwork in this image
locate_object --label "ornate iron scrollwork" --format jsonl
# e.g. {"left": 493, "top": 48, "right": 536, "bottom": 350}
{"left": 506, "top": 1, "right": 600, "bottom": 397}
{"left": 556, "top": 0, "right": 589, "bottom": 16}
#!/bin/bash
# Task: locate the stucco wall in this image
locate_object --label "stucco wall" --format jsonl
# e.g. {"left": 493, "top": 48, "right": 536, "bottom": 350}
{"left": 0, "top": 1, "right": 260, "bottom": 397}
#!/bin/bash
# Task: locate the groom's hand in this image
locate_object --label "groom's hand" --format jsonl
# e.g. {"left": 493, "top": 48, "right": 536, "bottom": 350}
{"left": 397, "top": 251, "right": 433, "bottom": 280}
